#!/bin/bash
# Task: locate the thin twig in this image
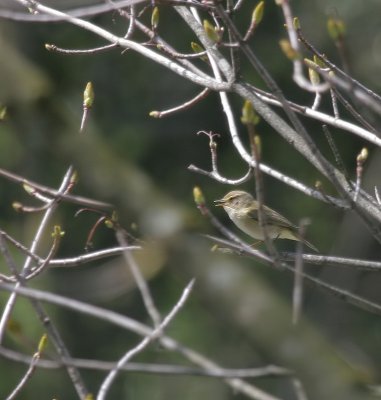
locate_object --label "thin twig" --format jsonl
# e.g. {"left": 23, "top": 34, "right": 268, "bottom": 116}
{"left": 332, "top": 87, "right": 378, "bottom": 134}
{"left": 249, "top": 86, "right": 381, "bottom": 148}
{"left": 0, "top": 167, "right": 112, "bottom": 209}
{"left": 330, "top": 88, "right": 340, "bottom": 119}
{"left": 150, "top": 88, "right": 210, "bottom": 118}
{"left": 0, "top": 282, "right": 283, "bottom": 400}
{"left": 202, "top": 236, "right": 381, "bottom": 315}
{"left": 5, "top": 340, "right": 45, "bottom": 400}
{"left": 280, "top": 251, "right": 381, "bottom": 271}
{"left": 322, "top": 125, "right": 349, "bottom": 180}
{"left": 297, "top": 25, "right": 381, "bottom": 116}
{"left": 0, "top": 0, "right": 212, "bottom": 21}
{"left": 115, "top": 228, "right": 161, "bottom": 327}
{"left": 0, "top": 345, "right": 292, "bottom": 378}
{"left": 278, "top": 0, "right": 330, "bottom": 93}
{"left": 292, "top": 219, "right": 309, "bottom": 325}
{"left": 46, "top": 43, "right": 117, "bottom": 55}
{"left": 97, "top": 279, "right": 195, "bottom": 400}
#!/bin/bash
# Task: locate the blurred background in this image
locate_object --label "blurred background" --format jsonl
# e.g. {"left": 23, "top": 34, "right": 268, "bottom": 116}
{"left": 0, "top": 0, "right": 381, "bottom": 398}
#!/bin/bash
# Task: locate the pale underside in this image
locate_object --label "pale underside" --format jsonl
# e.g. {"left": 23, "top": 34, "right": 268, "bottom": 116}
{"left": 223, "top": 205, "right": 299, "bottom": 241}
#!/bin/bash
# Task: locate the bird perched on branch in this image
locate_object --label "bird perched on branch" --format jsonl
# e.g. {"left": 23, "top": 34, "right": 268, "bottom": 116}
{"left": 215, "top": 190, "right": 317, "bottom": 251}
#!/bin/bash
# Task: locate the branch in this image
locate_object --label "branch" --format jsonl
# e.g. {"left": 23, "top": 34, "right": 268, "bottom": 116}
{"left": 0, "top": 282, "right": 285, "bottom": 400}
{"left": 97, "top": 279, "right": 195, "bottom": 400}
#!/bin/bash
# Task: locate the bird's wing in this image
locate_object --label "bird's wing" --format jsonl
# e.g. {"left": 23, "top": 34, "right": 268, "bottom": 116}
{"left": 247, "top": 205, "right": 295, "bottom": 229}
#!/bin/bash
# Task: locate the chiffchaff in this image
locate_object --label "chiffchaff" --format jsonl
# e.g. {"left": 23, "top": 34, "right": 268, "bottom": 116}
{"left": 215, "top": 190, "right": 317, "bottom": 251}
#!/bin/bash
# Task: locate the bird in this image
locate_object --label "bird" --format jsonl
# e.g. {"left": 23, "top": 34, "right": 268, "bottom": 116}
{"left": 214, "top": 190, "right": 317, "bottom": 251}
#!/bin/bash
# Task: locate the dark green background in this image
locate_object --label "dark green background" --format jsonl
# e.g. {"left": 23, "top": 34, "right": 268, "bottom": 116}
{"left": 1, "top": 0, "right": 381, "bottom": 398}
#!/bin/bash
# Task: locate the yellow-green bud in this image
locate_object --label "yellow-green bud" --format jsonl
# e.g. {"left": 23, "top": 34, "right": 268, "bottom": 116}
{"left": 70, "top": 170, "right": 79, "bottom": 185}
{"left": 149, "top": 111, "right": 160, "bottom": 118}
{"left": 191, "top": 42, "right": 207, "bottom": 61}
{"left": 12, "top": 202, "right": 23, "bottom": 212}
{"left": 105, "top": 210, "right": 118, "bottom": 228}
{"left": 52, "top": 225, "right": 65, "bottom": 238}
{"left": 23, "top": 183, "right": 35, "bottom": 195}
{"left": 7, "top": 319, "right": 22, "bottom": 334}
{"left": 191, "top": 42, "right": 204, "bottom": 54}
{"left": 327, "top": 17, "right": 346, "bottom": 41}
{"left": 254, "top": 134, "right": 261, "bottom": 157}
{"left": 45, "top": 43, "right": 56, "bottom": 51}
{"left": 0, "top": 105, "right": 7, "bottom": 121}
{"left": 357, "top": 147, "right": 368, "bottom": 163}
{"left": 308, "top": 66, "right": 320, "bottom": 86}
{"left": 193, "top": 186, "right": 205, "bottom": 207}
{"left": 211, "top": 244, "right": 219, "bottom": 252}
{"left": 83, "top": 82, "right": 94, "bottom": 109}
{"left": 313, "top": 54, "right": 326, "bottom": 69}
{"left": 241, "top": 100, "right": 260, "bottom": 125}
{"left": 38, "top": 334, "right": 48, "bottom": 354}
{"left": 293, "top": 17, "right": 300, "bottom": 30}
{"left": 104, "top": 219, "right": 115, "bottom": 229}
{"left": 251, "top": 1, "right": 264, "bottom": 26}
{"left": 279, "top": 39, "right": 300, "bottom": 60}
{"left": 151, "top": 6, "right": 159, "bottom": 29}
{"left": 304, "top": 58, "right": 317, "bottom": 69}
{"left": 203, "top": 20, "right": 220, "bottom": 43}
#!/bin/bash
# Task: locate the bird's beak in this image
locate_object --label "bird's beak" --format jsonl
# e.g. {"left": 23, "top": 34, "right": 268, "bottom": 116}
{"left": 214, "top": 199, "right": 225, "bottom": 207}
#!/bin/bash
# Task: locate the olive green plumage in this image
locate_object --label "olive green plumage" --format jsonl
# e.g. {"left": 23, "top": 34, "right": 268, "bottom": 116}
{"left": 215, "top": 190, "right": 317, "bottom": 251}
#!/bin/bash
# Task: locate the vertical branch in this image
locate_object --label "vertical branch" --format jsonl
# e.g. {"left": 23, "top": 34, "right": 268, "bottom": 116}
{"left": 242, "top": 102, "right": 280, "bottom": 262}
{"left": 292, "top": 219, "right": 308, "bottom": 325}
{"left": 96, "top": 279, "right": 195, "bottom": 400}
{"left": 115, "top": 228, "right": 161, "bottom": 327}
